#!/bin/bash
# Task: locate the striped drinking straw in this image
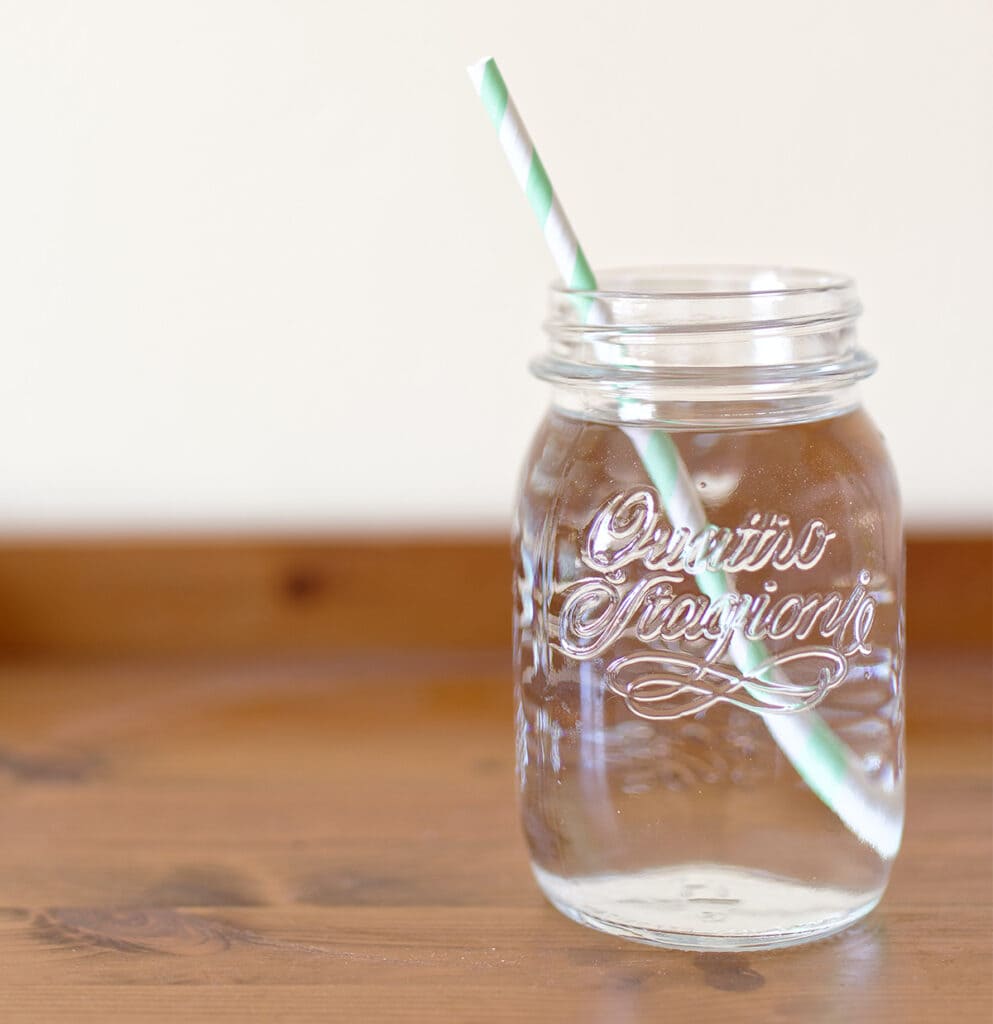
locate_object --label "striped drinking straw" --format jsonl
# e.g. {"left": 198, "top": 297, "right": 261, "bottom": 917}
{"left": 468, "top": 56, "right": 901, "bottom": 857}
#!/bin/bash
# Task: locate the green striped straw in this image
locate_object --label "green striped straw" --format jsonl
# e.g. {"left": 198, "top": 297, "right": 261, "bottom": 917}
{"left": 468, "top": 56, "right": 901, "bottom": 858}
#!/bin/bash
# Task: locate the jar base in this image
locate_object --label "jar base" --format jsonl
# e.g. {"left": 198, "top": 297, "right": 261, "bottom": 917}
{"left": 532, "top": 862, "right": 884, "bottom": 952}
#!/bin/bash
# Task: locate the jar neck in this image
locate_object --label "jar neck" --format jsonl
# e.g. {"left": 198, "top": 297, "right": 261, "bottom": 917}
{"left": 533, "top": 265, "right": 875, "bottom": 428}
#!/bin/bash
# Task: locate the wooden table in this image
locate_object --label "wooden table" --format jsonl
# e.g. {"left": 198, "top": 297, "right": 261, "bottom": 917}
{"left": 0, "top": 648, "right": 989, "bottom": 1022}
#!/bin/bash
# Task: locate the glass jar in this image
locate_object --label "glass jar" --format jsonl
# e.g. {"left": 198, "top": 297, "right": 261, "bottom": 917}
{"left": 513, "top": 266, "right": 905, "bottom": 951}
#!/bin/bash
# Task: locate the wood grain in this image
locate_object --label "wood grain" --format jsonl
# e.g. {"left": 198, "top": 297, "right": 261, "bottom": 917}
{"left": 0, "top": 534, "right": 988, "bottom": 1019}
{"left": 0, "top": 649, "right": 989, "bottom": 1023}
{"left": 905, "top": 534, "right": 992, "bottom": 649}
{"left": 0, "top": 537, "right": 511, "bottom": 658}
{"left": 0, "top": 534, "right": 988, "bottom": 659}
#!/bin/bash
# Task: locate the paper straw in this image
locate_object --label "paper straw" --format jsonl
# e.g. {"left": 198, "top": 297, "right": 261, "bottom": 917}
{"left": 468, "top": 56, "right": 901, "bottom": 858}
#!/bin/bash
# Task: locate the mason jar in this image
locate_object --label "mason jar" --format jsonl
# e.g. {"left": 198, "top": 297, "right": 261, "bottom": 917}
{"left": 513, "top": 266, "right": 905, "bottom": 951}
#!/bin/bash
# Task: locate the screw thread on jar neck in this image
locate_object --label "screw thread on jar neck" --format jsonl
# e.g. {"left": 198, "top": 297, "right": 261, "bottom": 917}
{"left": 535, "top": 265, "right": 874, "bottom": 429}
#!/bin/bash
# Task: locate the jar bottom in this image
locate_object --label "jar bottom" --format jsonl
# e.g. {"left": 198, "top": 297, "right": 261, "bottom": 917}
{"left": 532, "top": 862, "right": 884, "bottom": 952}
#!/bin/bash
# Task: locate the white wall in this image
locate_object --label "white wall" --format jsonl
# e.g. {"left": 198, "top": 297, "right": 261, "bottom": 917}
{"left": 0, "top": 0, "right": 989, "bottom": 533}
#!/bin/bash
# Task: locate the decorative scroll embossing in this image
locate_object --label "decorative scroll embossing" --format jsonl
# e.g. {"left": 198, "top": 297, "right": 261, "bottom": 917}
{"left": 605, "top": 648, "right": 848, "bottom": 721}
{"left": 553, "top": 487, "right": 877, "bottom": 721}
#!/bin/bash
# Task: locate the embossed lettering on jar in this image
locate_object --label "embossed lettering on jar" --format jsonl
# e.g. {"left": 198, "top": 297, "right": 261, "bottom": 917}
{"left": 513, "top": 267, "right": 905, "bottom": 951}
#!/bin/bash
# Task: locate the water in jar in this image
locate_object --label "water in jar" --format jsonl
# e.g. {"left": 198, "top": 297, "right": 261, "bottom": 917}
{"left": 514, "top": 407, "right": 904, "bottom": 951}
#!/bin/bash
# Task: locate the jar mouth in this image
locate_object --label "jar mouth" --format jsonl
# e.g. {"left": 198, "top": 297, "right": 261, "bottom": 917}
{"left": 557, "top": 264, "right": 854, "bottom": 300}
{"left": 550, "top": 265, "right": 862, "bottom": 333}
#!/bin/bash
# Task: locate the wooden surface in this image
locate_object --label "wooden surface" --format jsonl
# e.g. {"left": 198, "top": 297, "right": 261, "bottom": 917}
{"left": 0, "top": 534, "right": 989, "bottom": 658}
{"left": 0, "top": 646, "right": 989, "bottom": 1022}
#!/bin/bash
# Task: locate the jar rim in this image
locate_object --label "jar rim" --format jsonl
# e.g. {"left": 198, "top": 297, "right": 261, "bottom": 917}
{"left": 552, "top": 264, "right": 856, "bottom": 302}
{"left": 549, "top": 264, "right": 862, "bottom": 335}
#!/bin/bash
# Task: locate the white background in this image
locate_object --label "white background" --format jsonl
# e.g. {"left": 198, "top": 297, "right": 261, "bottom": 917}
{"left": 0, "top": 0, "right": 990, "bottom": 534}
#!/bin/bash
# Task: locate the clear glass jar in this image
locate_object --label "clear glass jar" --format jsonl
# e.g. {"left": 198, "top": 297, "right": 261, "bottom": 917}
{"left": 513, "top": 266, "right": 905, "bottom": 951}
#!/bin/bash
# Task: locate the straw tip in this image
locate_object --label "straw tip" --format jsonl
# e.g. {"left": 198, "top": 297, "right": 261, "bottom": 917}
{"left": 466, "top": 56, "right": 494, "bottom": 89}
